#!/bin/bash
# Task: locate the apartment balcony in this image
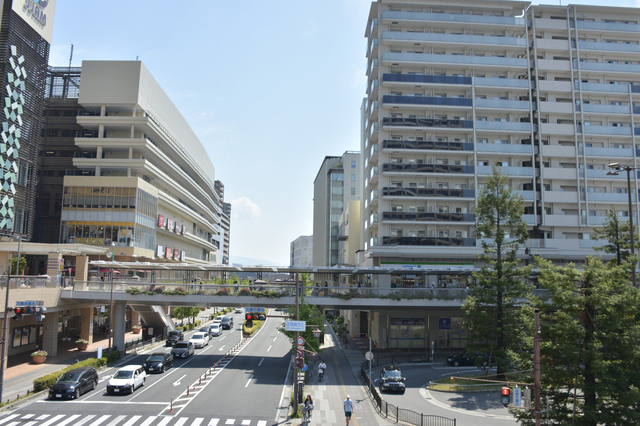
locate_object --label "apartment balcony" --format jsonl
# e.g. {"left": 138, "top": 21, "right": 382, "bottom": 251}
{"left": 369, "top": 189, "right": 379, "bottom": 208}
{"left": 476, "top": 143, "right": 533, "bottom": 155}
{"left": 524, "top": 214, "right": 538, "bottom": 225}
{"left": 368, "top": 79, "right": 379, "bottom": 97}
{"left": 575, "top": 61, "right": 640, "bottom": 74}
{"left": 382, "top": 73, "right": 471, "bottom": 86}
{"left": 539, "top": 123, "right": 576, "bottom": 136}
{"left": 382, "top": 95, "right": 472, "bottom": 108}
{"left": 535, "top": 59, "right": 571, "bottom": 72}
{"left": 533, "top": 18, "right": 571, "bottom": 31}
{"left": 476, "top": 165, "right": 534, "bottom": 177}
{"left": 543, "top": 190, "right": 579, "bottom": 204}
{"left": 573, "top": 20, "right": 640, "bottom": 33}
{"left": 587, "top": 216, "right": 610, "bottom": 226}
{"left": 581, "top": 192, "right": 636, "bottom": 202}
{"left": 577, "top": 104, "right": 631, "bottom": 115}
{"left": 382, "top": 117, "right": 474, "bottom": 131}
{"left": 382, "top": 139, "right": 473, "bottom": 152}
{"left": 382, "top": 236, "right": 476, "bottom": 247}
{"left": 544, "top": 214, "right": 580, "bottom": 227}
{"left": 369, "top": 122, "right": 379, "bottom": 142}
{"left": 381, "top": 31, "right": 527, "bottom": 48}
{"left": 383, "top": 163, "right": 474, "bottom": 175}
{"left": 580, "top": 82, "right": 635, "bottom": 94}
{"left": 583, "top": 169, "right": 627, "bottom": 179}
{"left": 539, "top": 101, "right": 574, "bottom": 114}
{"left": 583, "top": 146, "right": 633, "bottom": 158}
{"left": 543, "top": 167, "right": 578, "bottom": 180}
{"left": 582, "top": 125, "right": 632, "bottom": 137}
{"left": 382, "top": 11, "right": 525, "bottom": 27}
{"left": 369, "top": 144, "right": 378, "bottom": 162}
{"left": 475, "top": 121, "right": 532, "bottom": 133}
{"left": 474, "top": 99, "right": 530, "bottom": 110}
{"left": 534, "top": 38, "right": 570, "bottom": 51}
{"left": 538, "top": 80, "right": 572, "bottom": 92}
{"left": 474, "top": 77, "right": 529, "bottom": 89}
{"left": 513, "top": 190, "right": 535, "bottom": 201}
{"left": 369, "top": 166, "right": 379, "bottom": 186}
{"left": 368, "top": 38, "right": 378, "bottom": 58}
{"left": 368, "top": 58, "right": 378, "bottom": 77}
{"left": 383, "top": 211, "right": 475, "bottom": 224}
{"left": 542, "top": 145, "right": 576, "bottom": 158}
{"left": 579, "top": 40, "right": 640, "bottom": 54}
{"left": 367, "top": 18, "right": 378, "bottom": 38}
{"left": 382, "top": 52, "right": 528, "bottom": 69}
{"left": 382, "top": 187, "right": 475, "bottom": 199}
{"left": 368, "top": 100, "right": 379, "bottom": 122}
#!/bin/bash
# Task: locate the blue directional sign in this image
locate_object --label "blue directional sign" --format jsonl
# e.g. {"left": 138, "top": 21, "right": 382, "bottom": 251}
{"left": 285, "top": 320, "right": 306, "bottom": 331}
{"left": 245, "top": 307, "right": 266, "bottom": 313}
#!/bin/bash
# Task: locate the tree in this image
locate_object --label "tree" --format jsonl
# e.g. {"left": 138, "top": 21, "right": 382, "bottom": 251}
{"left": 9, "top": 255, "right": 26, "bottom": 275}
{"left": 462, "top": 165, "right": 535, "bottom": 375}
{"left": 277, "top": 299, "right": 324, "bottom": 356}
{"left": 514, "top": 257, "right": 640, "bottom": 425}
{"left": 593, "top": 206, "right": 639, "bottom": 266}
{"left": 172, "top": 307, "right": 200, "bottom": 324}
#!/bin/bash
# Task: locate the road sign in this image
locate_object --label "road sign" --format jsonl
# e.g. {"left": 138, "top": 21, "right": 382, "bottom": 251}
{"left": 365, "top": 351, "right": 374, "bottom": 361}
{"left": 16, "top": 301, "right": 43, "bottom": 307}
{"left": 296, "top": 336, "right": 305, "bottom": 346}
{"left": 285, "top": 320, "right": 306, "bottom": 331}
{"left": 513, "top": 387, "right": 522, "bottom": 408}
{"left": 297, "top": 350, "right": 304, "bottom": 358}
{"left": 301, "top": 364, "right": 308, "bottom": 372}
{"left": 245, "top": 307, "right": 266, "bottom": 313}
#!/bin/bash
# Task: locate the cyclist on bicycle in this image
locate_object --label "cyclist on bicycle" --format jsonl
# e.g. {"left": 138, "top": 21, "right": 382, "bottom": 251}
{"left": 301, "top": 395, "right": 314, "bottom": 420}
{"left": 318, "top": 360, "right": 327, "bottom": 381}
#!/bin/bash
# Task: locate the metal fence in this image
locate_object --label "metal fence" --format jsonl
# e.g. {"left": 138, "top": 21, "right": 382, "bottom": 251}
{"left": 361, "top": 362, "right": 456, "bottom": 426}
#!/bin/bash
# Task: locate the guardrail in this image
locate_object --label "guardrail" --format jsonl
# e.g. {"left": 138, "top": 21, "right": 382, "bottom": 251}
{"left": 0, "top": 275, "right": 57, "bottom": 288}
{"left": 361, "top": 361, "right": 456, "bottom": 426}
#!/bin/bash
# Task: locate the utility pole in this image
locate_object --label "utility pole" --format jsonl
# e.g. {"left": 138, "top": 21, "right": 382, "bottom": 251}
{"left": 534, "top": 308, "right": 541, "bottom": 426}
{"left": 293, "top": 272, "right": 300, "bottom": 416}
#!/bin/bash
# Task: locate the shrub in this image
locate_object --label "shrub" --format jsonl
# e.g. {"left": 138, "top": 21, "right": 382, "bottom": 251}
{"left": 238, "top": 288, "right": 251, "bottom": 296}
{"left": 33, "top": 356, "right": 111, "bottom": 392}
{"left": 197, "top": 289, "right": 206, "bottom": 295}
{"left": 75, "top": 339, "right": 89, "bottom": 344}
{"left": 154, "top": 286, "right": 165, "bottom": 294}
{"left": 31, "top": 350, "right": 47, "bottom": 357}
{"left": 243, "top": 320, "right": 263, "bottom": 336}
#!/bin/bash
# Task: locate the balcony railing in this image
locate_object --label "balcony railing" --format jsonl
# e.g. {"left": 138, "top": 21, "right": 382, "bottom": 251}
{"left": 383, "top": 211, "right": 475, "bottom": 223}
{"left": 573, "top": 20, "right": 640, "bottom": 33}
{"left": 382, "top": 73, "right": 471, "bottom": 85}
{"left": 382, "top": 11, "right": 525, "bottom": 27}
{"left": 382, "top": 236, "right": 476, "bottom": 247}
{"left": 383, "top": 95, "right": 472, "bottom": 107}
{"left": 383, "top": 187, "right": 475, "bottom": 198}
{"left": 382, "top": 117, "right": 474, "bottom": 129}
{"left": 383, "top": 163, "right": 474, "bottom": 174}
{"left": 382, "top": 52, "right": 528, "bottom": 68}
{"left": 382, "top": 139, "right": 473, "bottom": 151}
{"left": 75, "top": 130, "right": 100, "bottom": 138}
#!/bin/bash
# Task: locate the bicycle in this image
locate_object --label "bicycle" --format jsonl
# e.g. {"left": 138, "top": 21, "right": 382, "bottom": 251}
{"left": 300, "top": 404, "right": 312, "bottom": 423}
{"left": 318, "top": 368, "right": 324, "bottom": 382}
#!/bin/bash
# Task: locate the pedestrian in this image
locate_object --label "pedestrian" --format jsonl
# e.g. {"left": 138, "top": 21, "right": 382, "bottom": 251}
{"left": 343, "top": 394, "right": 353, "bottom": 425}
{"left": 302, "top": 395, "right": 314, "bottom": 418}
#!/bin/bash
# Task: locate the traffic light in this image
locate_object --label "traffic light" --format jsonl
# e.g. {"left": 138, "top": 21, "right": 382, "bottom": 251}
{"left": 35, "top": 307, "right": 46, "bottom": 322}
{"left": 295, "top": 357, "right": 304, "bottom": 368}
{"left": 245, "top": 313, "right": 253, "bottom": 328}
{"left": 501, "top": 386, "right": 511, "bottom": 406}
{"left": 11, "top": 307, "right": 22, "bottom": 321}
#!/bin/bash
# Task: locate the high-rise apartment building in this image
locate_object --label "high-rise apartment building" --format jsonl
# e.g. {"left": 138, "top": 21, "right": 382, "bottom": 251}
{"left": 214, "top": 180, "right": 231, "bottom": 264}
{"left": 313, "top": 152, "right": 361, "bottom": 266}
{"left": 290, "top": 235, "right": 312, "bottom": 267}
{"left": 361, "top": 0, "right": 640, "bottom": 276}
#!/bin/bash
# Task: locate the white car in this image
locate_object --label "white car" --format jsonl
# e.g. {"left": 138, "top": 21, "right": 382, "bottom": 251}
{"left": 234, "top": 307, "right": 243, "bottom": 313}
{"left": 189, "top": 332, "right": 210, "bottom": 348}
{"left": 107, "top": 365, "right": 146, "bottom": 394}
{"left": 208, "top": 324, "right": 222, "bottom": 336}
{"left": 212, "top": 316, "right": 223, "bottom": 325}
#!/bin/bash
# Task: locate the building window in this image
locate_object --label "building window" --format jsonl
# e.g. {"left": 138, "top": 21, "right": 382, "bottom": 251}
{"left": 351, "top": 174, "right": 356, "bottom": 182}
{"left": 351, "top": 161, "right": 356, "bottom": 168}
{"left": 351, "top": 188, "right": 356, "bottom": 195}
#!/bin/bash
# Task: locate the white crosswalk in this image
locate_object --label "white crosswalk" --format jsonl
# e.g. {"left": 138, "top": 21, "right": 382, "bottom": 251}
{"left": 0, "top": 414, "right": 268, "bottom": 426}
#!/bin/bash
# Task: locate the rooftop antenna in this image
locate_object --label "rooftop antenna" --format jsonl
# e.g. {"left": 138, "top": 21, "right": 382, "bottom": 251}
{"left": 136, "top": 56, "right": 139, "bottom": 61}
{"left": 68, "top": 44, "right": 73, "bottom": 69}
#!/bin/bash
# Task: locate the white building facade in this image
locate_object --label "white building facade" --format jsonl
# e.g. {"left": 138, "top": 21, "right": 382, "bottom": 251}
{"left": 290, "top": 235, "right": 313, "bottom": 267}
{"left": 361, "top": 0, "right": 640, "bottom": 283}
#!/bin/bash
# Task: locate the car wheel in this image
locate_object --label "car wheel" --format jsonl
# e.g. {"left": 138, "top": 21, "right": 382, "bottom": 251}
{"left": 454, "top": 360, "right": 460, "bottom": 367}
{"left": 131, "top": 383, "right": 135, "bottom": 393}
{"left": 92, "top": 380, "right": 97, "bottom": 390}
{"left": 161, "top": 366, "right": 165, "bottom": 373}
{"left": 74, "top": 389, "right": 81, "bottom": 399}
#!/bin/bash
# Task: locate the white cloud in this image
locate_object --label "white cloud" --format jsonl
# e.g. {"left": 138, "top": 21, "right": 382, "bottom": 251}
{"left": 230, "top": 197, "right": 263, "bottom": 219}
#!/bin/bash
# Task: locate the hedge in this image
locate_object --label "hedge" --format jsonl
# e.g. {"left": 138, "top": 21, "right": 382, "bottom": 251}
{"left": 243, "top": 320, "right": 263, "bottom": 336}
{"left": 33, "top": 350, "right": 121, "bottom": 393}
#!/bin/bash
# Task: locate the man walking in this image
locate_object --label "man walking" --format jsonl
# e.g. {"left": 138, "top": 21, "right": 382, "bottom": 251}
{"left": 343, "top": 394, "right": 353, "bottom": 426}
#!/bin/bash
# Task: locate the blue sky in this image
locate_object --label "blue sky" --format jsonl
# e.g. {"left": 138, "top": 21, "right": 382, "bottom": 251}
{"left": 48, "top": 0, "right": 640, "bottom": 265}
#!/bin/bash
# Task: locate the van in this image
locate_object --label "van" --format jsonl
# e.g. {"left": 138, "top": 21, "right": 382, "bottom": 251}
{"left": 221, "top": 316, "right": 233, "bottom": 330}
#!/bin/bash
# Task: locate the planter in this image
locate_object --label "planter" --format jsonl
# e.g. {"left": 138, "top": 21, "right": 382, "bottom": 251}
{"left": 76, "top": 343, "right": 88, "bottom": 351}
{"left": 32, "top": 355, "right": 46, "bottom": 364}
{"left": 132, "top": 328, "right": 141, "bottom": 334}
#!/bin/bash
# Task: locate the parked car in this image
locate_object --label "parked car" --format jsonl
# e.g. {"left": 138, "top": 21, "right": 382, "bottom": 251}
{"left": 189, "top": 332, "right": 210, "bottom": 348}
{"left": 143, "top": 352, "right": 173, "bottom": 373}
{"left": 48, "top": 367, "right": 98, "bottom": 400}
{"left": 379, "top": 366, "right": 405, "bottom": 394}
{"left": 208, "top": 324, "right": 222, "bottom": 336}
{"left": 166, "top": 330, "right": 184, "bottom": 346}
{"left": 107, "top": 365, "right": 146, "bottom": 394}
{"left": 234, "top": 307, "right": 243, "bottom": 313}
{"left": 446, "top": 351, "right": 477, "bottom": 367}
{"left": 221, "top": 316, "right": 234, "bottom": 330}
{"left": 171, "top": 341, "right": 195, "bottom": 358}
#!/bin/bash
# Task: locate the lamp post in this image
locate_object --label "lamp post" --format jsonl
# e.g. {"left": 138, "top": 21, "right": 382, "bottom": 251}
{"left": 607, "top": 163, "right": 638, "bottom": 286}
{"left": 108, "top": 242, "right": 116, "bottom": 350}
{"left": 0, "top": 235, "right": 20, "bottom": 405}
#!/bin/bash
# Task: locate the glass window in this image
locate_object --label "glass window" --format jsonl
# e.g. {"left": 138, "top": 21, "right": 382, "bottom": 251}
{"left": 351, "top": 174, "right": 356, "bottom": 182}
{"left": 351, "top": 161, "right": 356, "bottom": 168}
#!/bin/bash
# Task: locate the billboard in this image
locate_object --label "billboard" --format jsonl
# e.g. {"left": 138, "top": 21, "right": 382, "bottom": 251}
{"left": 12, "top": 0, "right": 56, "bottom": 44}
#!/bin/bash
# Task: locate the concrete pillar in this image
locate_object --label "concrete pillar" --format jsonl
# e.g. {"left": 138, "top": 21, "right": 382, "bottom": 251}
{"left": 75, "top": 255, "right": 89, "bottom": 290}
{"left": 113, "top": 302, "right": 126, "bottom": 352}
{"left": 0, "top": 251, "right": 9, "bottom": 275}
{"left": 130, "top": 310, "right": 139, "bottom": 327}
{"left": 80, "top": 307, "right": 94, "bottom": 344}
{"left": 42, "top": 311, "right": 59, "bottom": 356}
{"left": 46, "top": 253, "right": 62, "bottom": 286}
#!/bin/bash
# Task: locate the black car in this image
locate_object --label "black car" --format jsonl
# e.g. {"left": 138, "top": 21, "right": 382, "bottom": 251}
{"left": 220, "top": 317, "right": 233, "bottom": 330}
{"left": 143, "top": 351, "right": 173, "bottom": 373}
{"left": 446, "top": 351, "right": 477, "bottom": 367}
{"left": 48, "top": 367, "right": 98, "bottom": 400}
{"left": 380, "top": 366, "right": 405, "bottom": 393}
{"left": 166, "top": 330, "right": 184, "bottom": 346}
{"left": 171, "top": 341, "right": 194, "bottom": 358}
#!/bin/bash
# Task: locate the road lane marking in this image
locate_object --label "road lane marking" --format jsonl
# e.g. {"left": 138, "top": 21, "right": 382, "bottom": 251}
{"left": 98, "top": 375, "right": 112, "bottom": 383}
{"left": 138, "top": 416, "right": 157, "bottom": 426}
{"left": 70, "top": 415, "right": 95, "bottom": 426}
{"left": 156, "top": 418, "right": 172, "bottom": 426}
{"left": 219, "top": 336, "right": 226, "bottom": 341}
{"left": 20, "top": 415, "right": 34, "bottom": 419}
{"left": 0, "top": 415, "right": 18, "bottom": 425}
{"left": 257, "top": 422, "right": 267, "bottom": 426}
{"left": 258, "top": 357, "right": 264, "bottom": 366}
{"left": 173, "top": 374, "right": 186, "bottom": 387}
{"left": 121, "top": 416, "right": 141, "bottom": 426}
{"left": 273, "top": 335, "right": 277, "bottom": 341}
{"left": 174, "top": 418, "right": 188, "bottom": 426}
{"left": 69, "top": 401, "right": 167, "bottom": 405}
{"left": 56, "top": 415, "right": 81, "bottom": 426}
{"left": 219, "top": 345, "right": 225, "bottom": 351}
{"left": 242, "top": 420, "right": 251, "bottom": 425}
{"left": 245, "top": 374, "right": 254, "bottom": 388}
{"left": 267, "top": 345, "right": 272, "bottom": 352}
{"left": 225, "top": 420, "right": 235, "bottom": 425}
{"left": 276, "top": 356, "right": 294, "bottom": 422}
{"left": 87, "top": 415, "right": 111, "bottom": 426}
{"left": 104, "top": 415, "right": 126, "bottom": 426}
{"left": 207, "top": 420, "right": 219, "bottom": 426}
{"left": 39, "top": 414, "right": 65, "bottom": 426}
{"left": 191, "top": 419, "right": 204, "bottom": 426}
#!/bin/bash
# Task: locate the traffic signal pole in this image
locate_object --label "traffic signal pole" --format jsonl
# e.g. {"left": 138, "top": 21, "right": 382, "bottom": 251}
{"left": 293, "top": 272, "right": 299, "bottom": 416}
{"left": 534, "top": 308, "right": 541, "bottom": 426}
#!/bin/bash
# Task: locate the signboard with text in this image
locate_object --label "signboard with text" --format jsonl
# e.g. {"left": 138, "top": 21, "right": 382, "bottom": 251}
{"left": 285, "top": 320, "right": 306, "bottom": 332}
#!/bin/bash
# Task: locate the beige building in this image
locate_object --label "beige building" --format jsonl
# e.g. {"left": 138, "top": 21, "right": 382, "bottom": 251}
{"left": 360, "top": 0, "right": 640, "bottom": 282}
{"left": 338, "top": 200, "right": 361, "bottom": 266}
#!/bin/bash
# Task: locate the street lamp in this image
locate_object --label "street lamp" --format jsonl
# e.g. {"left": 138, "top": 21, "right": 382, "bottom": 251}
{"left": 607, "top": 162, "right": 638, "bottom": 286}
{"left": 108, "top": 242, "right": 116, "bottom": 350}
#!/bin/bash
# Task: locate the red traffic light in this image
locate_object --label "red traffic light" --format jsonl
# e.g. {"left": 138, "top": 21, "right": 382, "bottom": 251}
{"left": 245, "top": 313, "right": 252, "bottom": 321}
{"left": 14, "top": 308, "right": 21, "bottom": 314}
{"left": 501, "top": 387, "right": 510, "bottom": 396}
{"left": 501, "top": 387, "right": 511, "bottom": 406}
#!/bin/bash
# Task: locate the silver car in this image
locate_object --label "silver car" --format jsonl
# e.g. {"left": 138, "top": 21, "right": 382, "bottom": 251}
{"left": 171, "top": 341, "right": 194, "bottom": 358}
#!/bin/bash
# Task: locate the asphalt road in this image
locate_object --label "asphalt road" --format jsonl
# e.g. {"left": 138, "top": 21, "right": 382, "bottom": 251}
{"left": 1, "top": 311, "right": 290, "bottom": 426}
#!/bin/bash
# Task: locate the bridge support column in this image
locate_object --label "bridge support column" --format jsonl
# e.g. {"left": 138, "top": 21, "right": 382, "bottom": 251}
{"left": 74, "top": 256, "right": 89, "bottom": 290}
{"left": 113, "top": 302, "right": 126, "bottom": 352}
{"left": 42, "top": 311, "right": 59, "bottom": 356}
{"left": 80, "top": 307, "right": 94, "bottom": 344}
{"left": 47, "top": 252, "right": 62, "bottom": 286}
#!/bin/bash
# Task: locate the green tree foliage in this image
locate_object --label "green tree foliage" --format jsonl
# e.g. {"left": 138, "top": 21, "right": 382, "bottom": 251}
{"left": 514, "top": 257, "right": 640, "bottom": 426}
{"left": 463, "top": 165, "right": 535, "bottom": 375}
{"left": 172, "top": 307, "right": 200, "bottom": 323}
{"left": 277, "top": 300, "right": 324, "bottom": 356}
{"left": 9, "top": 255, "right": 26, "bottom": 275}
{"left": 593, "top": 206, "right": 640, "bottom": 266}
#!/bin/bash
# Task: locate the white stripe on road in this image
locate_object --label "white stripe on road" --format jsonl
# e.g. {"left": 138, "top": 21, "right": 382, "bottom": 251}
{"left": 72, "top": 415, "right": 96, "bottom": 426}
{"left": 0, "top": 415, "right": 18, "bottom": 425}
{"left": 20, "top": 415, "right": 34, "bottom": 419}
{"left": 242, "top": 420, "right": 251, "bottom": 425}
{"left": 191, "top": 419, "right": 204, "bottom": 426}
{"left": 257, "top": 422, "right": 267, "bottom": 426}
{"left": 207, "top": 420, "right": 219, "bottom": 426}
{"left": 258, "top": 357, "right": 264, "bottom": 366}
{"left": 121, "top": 416, "right": 141, "bottom": 426}
{"left": 138, "top": 416, "right": 157, "bottom": 426}
{"left": 219, "top": 345, "right": 225, "bottom": 351}
{"left": 56, "top": 415, "right": 81, "bottom": 426}
{"left": 88, "top": 415, "right": 111, "bottom": 426}
{"left": 173, "top": 418, "right": 188, "bottom": 426}
{"left": 245, "top": 374, "right": 254, "bottom": 388}
{"left": 105, "top": 415, "right": 126, "bottom": 426}
{"left": 156, "top": 418, "right": 172, "bottom": 426}
{"left": 267, "top": 345, "right": 272, "bottom": 352}
{"left": 225, "top": 420, "right": 235, "bottom": 425}
{"left": 40, "top": 414, "right": 66, "bottom": 426}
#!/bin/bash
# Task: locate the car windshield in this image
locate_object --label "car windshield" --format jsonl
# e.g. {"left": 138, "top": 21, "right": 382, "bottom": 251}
{"left": 192, "top": 334, "right": 204, "bottom": 339}
{"left": 384, "top": 371, "right": 402, "bottom": 379}
{"left": 210, "top": 326, "right": 219, "bottom": 330}
{"left": 113, "top": 370, "right": 133, "bottom": 379}
{"left": 58, "top": 373, "right": 81, "bottom": 382}
{"left": 174, "top": 342, "right": 189, "bottom": 348}
{"left": 168, "top": 331, "right": 180, "bottom": 336}
{"left": 147, "top": 355, "right": 164, "bottom": 362}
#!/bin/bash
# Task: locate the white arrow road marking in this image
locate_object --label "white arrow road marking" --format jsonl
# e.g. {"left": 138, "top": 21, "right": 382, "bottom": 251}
{"left": 245, "top": 374, "right": 254, "bottom": 388}
{"left": 173, "top": 374, "right": 186, "bottom": 387}
{"left": 98, "top": 375, "right": 112, "bottom": 383}
{"left": 219, "top": 345, "right": 225, "bottom": 351}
